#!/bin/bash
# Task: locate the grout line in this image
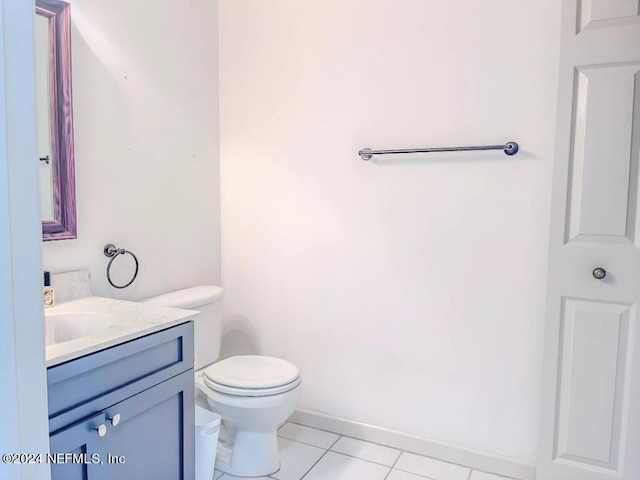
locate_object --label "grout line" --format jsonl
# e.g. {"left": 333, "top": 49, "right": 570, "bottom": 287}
{"left": 297, "top": 447, "right": 400, "bottom": 480}
{"left": 383, "top": 454, "right": 405, "bottom": 480}
{"left": 335, "top": 432, "right": 403, "bottom": 450}
{"left": 277, "top": 433, "right": 337, "bottom": 451}
{"left": 299, "top": 446, "right": 333, "bottom": 480}
{"left": 390, "top": 449, "right": 449, "bottom": 480}
{"left": 327, "top": 433, "right": 342, "bottom": 450}
{"left": 332, "top": 432, "right": 406, "bottom": 454}
{"left": 286, "top": 422, "right": 405, "bottom": 464}
{"left": 286, "top": 420, "right": 340, "bottom": 437}
{"left": 321, "top": 449, "right": 399, "bottom": 468}
{"left": 469, "top": 469, "right": 520, "bottom": 480}
{"left": 278, "top": 422, "right": 342, "bottom": 450}
{"left": 393, "top": 450, "right": 478, "bottom": 475}
{"left": 299, "top": 450, "right": 393, "bottom": 480}
{"left": 287, "top": 421, "right": 501, "bottom": 478}
{"left": 389, "top": 449, "right": 402, "bottom": 469}
{"left": 385, "top": 462, "right": 437, "bottom": 480}
{"left": 278, "top": 433, "right": 341, "bottom": 450}
{"left": 279, "top": 433, "right": 419, "bottom": 471}
{"left": 275, "top": 422, "right": 522, "bottom": 480}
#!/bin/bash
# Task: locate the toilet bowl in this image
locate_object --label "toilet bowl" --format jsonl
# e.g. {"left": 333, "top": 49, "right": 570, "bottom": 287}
{"left": 196, "top": 355, "right": 301, "bottom": 476}
{"left": 142, "top": 286, "right": 301, "bottom": 477}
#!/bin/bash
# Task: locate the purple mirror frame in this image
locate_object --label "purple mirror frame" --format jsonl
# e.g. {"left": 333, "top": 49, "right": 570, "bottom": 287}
{"left": 37, "top": 0, "right": 77, "bottom": 241}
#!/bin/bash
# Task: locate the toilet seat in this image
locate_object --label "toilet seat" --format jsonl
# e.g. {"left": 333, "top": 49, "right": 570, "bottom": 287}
{"left": 203, "top": 355, "right": 300, "bottom": 397}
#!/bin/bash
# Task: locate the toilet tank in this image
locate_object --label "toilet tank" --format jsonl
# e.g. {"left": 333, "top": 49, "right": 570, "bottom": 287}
{"left": 142, "top": 286, "right": 223, "bottom": 370}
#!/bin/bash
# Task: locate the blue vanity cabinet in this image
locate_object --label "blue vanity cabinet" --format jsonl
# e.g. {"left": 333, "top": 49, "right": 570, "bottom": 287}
{"left": 47, "top": 322, "right": 195, "bottom": 480}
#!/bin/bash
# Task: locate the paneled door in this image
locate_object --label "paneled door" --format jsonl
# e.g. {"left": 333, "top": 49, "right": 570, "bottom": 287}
{"left": 538, "top": 1, "right": 640, "bottom": 480}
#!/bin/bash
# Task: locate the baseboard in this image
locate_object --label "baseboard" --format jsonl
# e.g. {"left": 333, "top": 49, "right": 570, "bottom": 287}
{"left": 288, "top": 409, "right": 536, "bottom": 480}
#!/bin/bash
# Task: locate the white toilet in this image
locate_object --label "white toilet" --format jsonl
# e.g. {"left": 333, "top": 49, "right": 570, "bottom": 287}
{"left": 142, "top": 286, "right": 301, "bottom": 477}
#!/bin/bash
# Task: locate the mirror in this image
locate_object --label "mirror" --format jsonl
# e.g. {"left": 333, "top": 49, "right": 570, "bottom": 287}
{"left": 36, "top": 0, "right": 77, "bottom": 241}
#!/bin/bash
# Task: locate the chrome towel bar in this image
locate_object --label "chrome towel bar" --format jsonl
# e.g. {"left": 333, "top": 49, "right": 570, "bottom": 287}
{"left": 358, "top": 141, "right": 519, "bottom": 161}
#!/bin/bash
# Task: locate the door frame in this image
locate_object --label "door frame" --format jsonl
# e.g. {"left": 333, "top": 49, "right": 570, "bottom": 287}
{"left": 0, "top": 0, "right": 51, "bottom": 479}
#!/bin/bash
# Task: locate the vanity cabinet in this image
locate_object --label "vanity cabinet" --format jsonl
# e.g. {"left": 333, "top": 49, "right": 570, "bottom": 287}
{"left": 47, "top": 322, "right": 194, "bottom": 480}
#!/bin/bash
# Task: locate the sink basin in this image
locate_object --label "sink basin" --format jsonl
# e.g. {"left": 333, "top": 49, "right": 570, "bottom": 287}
{"left": 45, "top": 312, "right": 116, "bottom": 346}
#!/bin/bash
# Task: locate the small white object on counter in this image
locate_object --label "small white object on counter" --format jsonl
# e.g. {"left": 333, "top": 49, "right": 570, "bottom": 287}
{"left": 44, "top": 296, "right": 199, "bottom": 367}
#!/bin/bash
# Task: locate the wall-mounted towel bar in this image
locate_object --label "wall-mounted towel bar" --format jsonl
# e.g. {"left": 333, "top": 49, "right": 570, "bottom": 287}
{"left": 358, "top": 141, "right": 519, "bottom": 161}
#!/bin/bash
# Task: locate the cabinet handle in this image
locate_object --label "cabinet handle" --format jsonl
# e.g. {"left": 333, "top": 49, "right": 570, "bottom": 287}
{"left": 108, "top": 414, "right": 121, "bottom": 427}
{"left": 95, "top": 424, "right": 107, "bottom": 437}
{"left": 592, "top": 267, "right": 607, "bottom": 279}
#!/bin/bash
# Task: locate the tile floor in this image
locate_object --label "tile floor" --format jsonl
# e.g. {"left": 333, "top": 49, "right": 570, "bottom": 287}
{"left": 212, "top": 423, "right": 521, "bottom": 480}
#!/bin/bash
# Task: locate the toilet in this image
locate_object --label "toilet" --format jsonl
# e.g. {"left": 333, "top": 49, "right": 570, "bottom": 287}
{"left": 142, "top": 286, "right": 301, "bottom": 477}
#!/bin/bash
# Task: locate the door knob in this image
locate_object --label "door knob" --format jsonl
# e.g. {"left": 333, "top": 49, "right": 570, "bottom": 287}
{"left": 108, "top": 414, "right": 121, "bottom": 427}
{"left": 95, "top": 424, "right": 107, "bottom": 437}
{"left": 592, "top": 267, "right": 607, "bottom": 280}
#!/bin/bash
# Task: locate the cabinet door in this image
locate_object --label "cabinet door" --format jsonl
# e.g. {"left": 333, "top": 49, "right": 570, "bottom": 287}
{"left": 49, "top": 412, "right": 109, "bottom": 480}
{"left": 102, "top": 371, "right": 195, "bottom": 480}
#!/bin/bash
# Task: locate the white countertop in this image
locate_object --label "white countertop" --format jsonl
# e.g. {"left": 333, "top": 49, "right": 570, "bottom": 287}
{"left": 45, "top": 296, "right": 199, "bottom": 367}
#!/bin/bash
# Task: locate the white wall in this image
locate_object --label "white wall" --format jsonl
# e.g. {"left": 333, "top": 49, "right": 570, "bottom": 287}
{"left": 42, "top": 0, "right": 221, "bottom": 300}
{"left": 219, "top": 0, "right": 560, "bottom": 462}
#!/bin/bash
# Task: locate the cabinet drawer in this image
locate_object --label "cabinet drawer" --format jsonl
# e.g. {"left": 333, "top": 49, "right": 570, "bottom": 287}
{"left": 48, "top": 322, "right": 193, "bottom": 432}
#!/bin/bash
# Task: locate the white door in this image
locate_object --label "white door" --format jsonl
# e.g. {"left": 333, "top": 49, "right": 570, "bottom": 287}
{"left": 538, "top": 1, "right": 640, "bottom": 480}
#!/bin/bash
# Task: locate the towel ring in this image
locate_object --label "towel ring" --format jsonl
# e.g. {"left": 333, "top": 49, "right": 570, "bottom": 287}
{"left": 104, "top": 243, "right": 139, "bottom": 289}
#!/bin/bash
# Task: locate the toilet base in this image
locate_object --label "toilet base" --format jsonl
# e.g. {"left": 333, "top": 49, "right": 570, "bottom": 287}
{"left": 215, "top": 426, "right": 280, "bottom": 477}
{"left": 194, "top": 365, "right": 301, "bottom": 478}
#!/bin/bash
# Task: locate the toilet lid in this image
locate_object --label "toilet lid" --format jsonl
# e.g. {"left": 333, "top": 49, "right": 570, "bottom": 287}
{"left": 203, "top": 355, "right": 299, "bottom": 390}
{"left": 204, "top": 376, "right": 301, "bottom": 397}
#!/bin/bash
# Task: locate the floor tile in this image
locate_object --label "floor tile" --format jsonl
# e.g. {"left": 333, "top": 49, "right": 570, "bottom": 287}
{"left": 387, "top": 470, "right": 431, "bottom": 480}
{"left": 278, "top": 422, "right": 340, "bottom": 449}
{"left": 330, "top": 436, "right": 401, "bottom": 466}
{"left": 303, "top": 451, "right": 390, "bottom": 480}
{"left": 271, "top": 437, "right": 326, "bottom": 480}
{"left": 395, "top": 452, "right": 470, "bottom": 480}
{"left": 470, "top": 471, "right": 514, "bottom": 480}
{"left": 218, "top": 475, "right": 271, "bottom": 480}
